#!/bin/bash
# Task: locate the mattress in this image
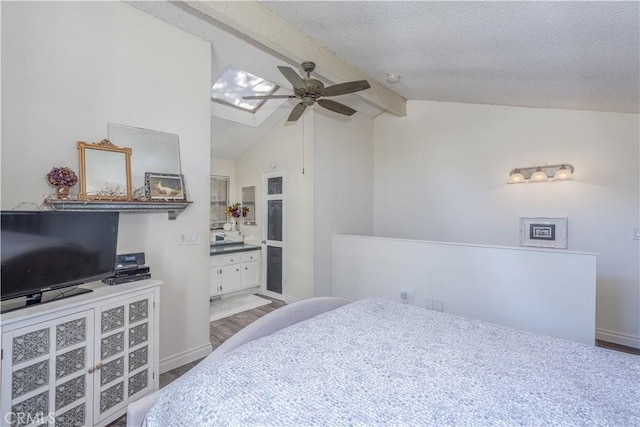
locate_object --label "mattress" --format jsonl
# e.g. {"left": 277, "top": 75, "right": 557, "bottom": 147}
{"left": 144, "top": 298, "right": 639, "bottom": 426}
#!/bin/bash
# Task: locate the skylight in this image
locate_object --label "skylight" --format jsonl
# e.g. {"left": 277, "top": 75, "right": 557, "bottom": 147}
{"left": 211, "top": 66, "right": 278, "bottom": 113}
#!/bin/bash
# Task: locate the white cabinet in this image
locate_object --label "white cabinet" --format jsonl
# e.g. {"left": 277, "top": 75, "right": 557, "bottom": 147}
{"left": 241, "top": 253, "right": 259, "bottom": 288}
{"left": 1, "top": 280, "right": 160, "bottom": 427}
{"left": 220, "top": 257, "right": 242, "bottom": 294}
{"left": 210, "top": 250, "right": 261, "bottom": 297}
{"left": 210, "top": 255, "right": 241, "bottom": 296}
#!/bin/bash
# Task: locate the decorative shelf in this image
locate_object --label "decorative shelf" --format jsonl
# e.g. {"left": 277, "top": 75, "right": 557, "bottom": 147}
{"left": 47, "top": 199, "right": 192, "bottom": 220}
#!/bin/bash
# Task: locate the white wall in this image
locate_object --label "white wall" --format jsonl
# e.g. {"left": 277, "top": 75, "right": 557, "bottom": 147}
{"left": 314, "top": 111, "right": 374, "bottom": 296}
{"left": 212, "top": 158, "right": 236, "bottom": 183}
{"left": 333, "top": 234, "right": 597, "bottom": 345}
{"left": 233, "top": 113, "right": 315, "bottom": 300}
{"left": 373, "top": 101, "right": 639, "bottom": 347}
{"left": 1, "top": 2, "right": 213, "bottom": 370}
{"left": 231, "top": 108, "right": 375, "bottom": 299}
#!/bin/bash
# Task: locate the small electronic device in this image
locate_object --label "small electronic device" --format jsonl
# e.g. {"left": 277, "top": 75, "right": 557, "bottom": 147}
{"left": 104, "top": 252, "right": 149, "bottom": 285}
{"left": 102, "top": 271, "right": 151, "bottom": 286}
{"left": 115, "top": 252, "right": 145, "bottom": 270}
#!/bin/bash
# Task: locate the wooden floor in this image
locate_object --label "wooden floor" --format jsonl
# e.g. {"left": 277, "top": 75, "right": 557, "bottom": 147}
{"left": 159, "top": 295, "right": 286, "bottom": 387}
{"left": 210, "top": 295, "right": 286, "bottom": 349}
{"left": 596, "top": 339, "right": 640, "bottom": 355}
{"left": 109, "top": 296, "right": 637, "bottom": 426}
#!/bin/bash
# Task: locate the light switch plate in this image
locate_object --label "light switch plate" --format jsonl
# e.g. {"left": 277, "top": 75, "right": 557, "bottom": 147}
{"left": 178, "top": 232, "right": 198, "bottom": 245}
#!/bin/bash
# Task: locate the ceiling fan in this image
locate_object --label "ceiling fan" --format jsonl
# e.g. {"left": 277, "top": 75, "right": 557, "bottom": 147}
{"left": 243, "top": 61, "right": 370, "bottom": 122}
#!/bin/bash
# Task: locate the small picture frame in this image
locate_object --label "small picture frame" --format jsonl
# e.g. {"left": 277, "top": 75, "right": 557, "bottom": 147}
{"left": 144, "top": 172, "right": 187, "bottom": 201}
{"left": 520, "top": 217, "right": 568, "bottom": 249}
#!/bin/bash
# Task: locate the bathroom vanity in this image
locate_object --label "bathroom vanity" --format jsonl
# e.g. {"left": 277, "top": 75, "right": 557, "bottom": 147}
{"left": 210, "top": 242, "right": 261, "bottom": 298}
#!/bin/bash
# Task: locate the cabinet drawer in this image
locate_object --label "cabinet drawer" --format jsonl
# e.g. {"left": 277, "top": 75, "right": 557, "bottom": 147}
{"left": 241, "top": 252, "right": 260, "bottom": 262}
{"left": 219, "top": 254, "right": 241, "bottom": 265}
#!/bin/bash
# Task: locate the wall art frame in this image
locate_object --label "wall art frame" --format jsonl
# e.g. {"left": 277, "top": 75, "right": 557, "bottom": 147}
{"left": 144, "top": 172, "right": 187, "bottom": 201}
{"left": 519, "top": 217, "right": 568, "bottom": 249}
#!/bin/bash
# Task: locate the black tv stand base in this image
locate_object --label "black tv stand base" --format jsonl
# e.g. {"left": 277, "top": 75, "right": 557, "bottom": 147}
{"left": 1, "top": 287, "right": 93, "bottom": 313}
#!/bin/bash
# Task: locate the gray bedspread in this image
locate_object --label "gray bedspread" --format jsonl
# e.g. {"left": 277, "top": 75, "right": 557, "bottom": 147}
{"left": 145, "top": 298, "right": 639, "bottom": 426}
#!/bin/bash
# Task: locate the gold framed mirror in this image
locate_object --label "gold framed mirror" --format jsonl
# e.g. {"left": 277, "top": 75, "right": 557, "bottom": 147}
{"left": 77, "top": 140, "right": 132, "bottom": 200}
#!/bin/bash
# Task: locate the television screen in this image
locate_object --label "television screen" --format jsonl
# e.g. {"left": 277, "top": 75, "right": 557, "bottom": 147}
{"left": 1, "top": 211, "right": 119, "bottom": 301}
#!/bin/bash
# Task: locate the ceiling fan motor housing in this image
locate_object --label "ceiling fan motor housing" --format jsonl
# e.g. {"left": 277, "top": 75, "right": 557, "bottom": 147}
{"left": 295, "top": 79, "right": 325, "bottom": 100}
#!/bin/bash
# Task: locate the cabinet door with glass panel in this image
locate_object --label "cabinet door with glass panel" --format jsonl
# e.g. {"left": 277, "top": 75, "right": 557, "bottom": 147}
{"left": 210, "top": 176, "right": 229, "bottom": 230}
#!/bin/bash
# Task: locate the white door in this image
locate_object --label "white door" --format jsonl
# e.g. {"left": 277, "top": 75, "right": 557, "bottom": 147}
{"left": 262, "top": 171, "right": 286, "bottom": 299}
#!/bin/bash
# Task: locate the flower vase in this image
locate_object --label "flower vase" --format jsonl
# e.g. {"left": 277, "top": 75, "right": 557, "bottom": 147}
{"left": 230, "top": 218, "right": 236, "bottom": 231}
{"left": 56, "top": 186, "right": 70, "bottom": 199}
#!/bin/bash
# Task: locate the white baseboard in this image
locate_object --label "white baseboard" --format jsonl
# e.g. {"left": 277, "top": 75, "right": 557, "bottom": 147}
{"left": 596, "top": 328, "right": 640, "bottom": 349}
{"left": 282, "top": 294, "right": 299, "bottom": 304}
{"left": 159, "top": 341, "right": 212, "bottom": 374}
{"left": 260, "top": 288, "right": 298, "bottom": 304}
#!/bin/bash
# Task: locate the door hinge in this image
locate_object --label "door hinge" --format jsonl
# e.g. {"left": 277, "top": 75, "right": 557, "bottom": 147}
{"left": 1, "top": 349, "right": 3, "bottom": 360}
{"left": 153, "top": 301, "right": 155, "bottom": 309}
{"left": 153, "top": 372, "right": 155, "bottom": 380}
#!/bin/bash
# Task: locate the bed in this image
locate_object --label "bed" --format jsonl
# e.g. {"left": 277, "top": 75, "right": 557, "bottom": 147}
{"left": 129, "top": 297, "right": 639, "bottom": 426}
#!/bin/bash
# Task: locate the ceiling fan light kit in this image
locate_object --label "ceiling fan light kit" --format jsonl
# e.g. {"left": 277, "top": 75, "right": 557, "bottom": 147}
{"left": 243, "top": 61, "right": 371, "bottom": 122}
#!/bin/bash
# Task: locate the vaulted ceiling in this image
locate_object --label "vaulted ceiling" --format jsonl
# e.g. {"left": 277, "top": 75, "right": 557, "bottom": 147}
{"left": 130, "top": 1, "right": 639, "bottom": 159}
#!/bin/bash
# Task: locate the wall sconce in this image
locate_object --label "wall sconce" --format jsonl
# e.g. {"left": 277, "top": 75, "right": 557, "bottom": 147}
{"left": 507, "top": 164, "right": 574, "bottom": 184}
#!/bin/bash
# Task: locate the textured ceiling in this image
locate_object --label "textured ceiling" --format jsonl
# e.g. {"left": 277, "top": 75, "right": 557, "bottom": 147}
{"left": 261, "top": 1, "right": 639, "bottom": 113}
{"left": 129, "top": 1, "right": 383, "bottom": 159}
{"left": 131, "top": 1, "right": 639, "bottom": 159}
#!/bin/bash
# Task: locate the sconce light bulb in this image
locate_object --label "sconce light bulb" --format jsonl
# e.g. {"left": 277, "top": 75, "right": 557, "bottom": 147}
{"left": 507, "top": 170, "right": 525, "bottom": 184}
{"left": 530, "top": 167, "right": 548, "bottom": 182}
{"left": 554, "top": 164, "right": 573, "bottom": 180}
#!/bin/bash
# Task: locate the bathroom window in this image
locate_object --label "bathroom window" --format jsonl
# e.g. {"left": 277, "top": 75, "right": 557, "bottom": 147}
{"left": 210, "top": 175, "right": 229, "bottom": 229}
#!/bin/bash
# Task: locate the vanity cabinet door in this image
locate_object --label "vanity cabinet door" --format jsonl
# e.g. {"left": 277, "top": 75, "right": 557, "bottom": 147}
{"left": 241, "top": 251, "right": 261, "bottom": 289}
{"left": 242, "top": 261, "right": 260, "bottom": 288}
{"left": 215, "top": 254, "right": 242, "bottom": 294}
{"left": 220, "top": 264, "right": 242, "bottom": 293}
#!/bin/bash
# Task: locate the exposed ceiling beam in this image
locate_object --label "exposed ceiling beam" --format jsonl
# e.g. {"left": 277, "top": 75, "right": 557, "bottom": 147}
{"left": 184, "top": 0, "right": 406, "bottom": 117}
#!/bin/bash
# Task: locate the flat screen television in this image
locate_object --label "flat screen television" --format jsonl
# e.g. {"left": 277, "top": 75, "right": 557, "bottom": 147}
{"left": 1, "top": 211, "right": 119, "bottom": 311}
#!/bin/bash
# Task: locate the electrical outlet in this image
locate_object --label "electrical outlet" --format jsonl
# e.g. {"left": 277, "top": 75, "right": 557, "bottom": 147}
{"left": 634, "top": 227, "right": 640, "bottom": 240}
{"left": 434, "top": 300, "right": 444, "bottom": 312}
{"left": 400, "top": 291, "right": 408, "bottom": 304}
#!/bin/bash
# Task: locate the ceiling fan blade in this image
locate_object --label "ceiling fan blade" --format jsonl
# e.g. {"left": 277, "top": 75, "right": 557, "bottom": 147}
{"left": 288, "top": 102, "right": 307, "bottom": 122}
{"left": 323, "top": 80, "right": 370, "bottom": 97}
{"left": 242, "top": 95, "right": 295, "bottom": 100}
{"left": 317, "top": 99, "right": 357, "bottom": 116}
{"left": 278, "top": 66, "right": 307, "bottom": 91}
